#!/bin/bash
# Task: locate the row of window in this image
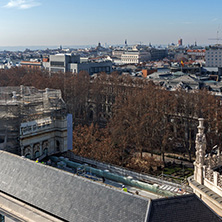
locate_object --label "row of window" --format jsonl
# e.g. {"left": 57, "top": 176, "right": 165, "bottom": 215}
{"left": 90, "top": 66, "right": 110, "bottom": 73}
{"left": 50, "top": 68, "right": 65, "bottom": 73}
{"left": 50, "top": 61, "right": 65, "bottom": 67}
{"left": 122, "top": 56, "right": 139, "bottom": 58}
{"left": 206, "top": 64, "right": 222, "bottom": 66}
{"left": 25, "top": 148, "right": 48, "bottom": 159}
{"left": 122, "top": 59, "right": 139, "bottom": 63}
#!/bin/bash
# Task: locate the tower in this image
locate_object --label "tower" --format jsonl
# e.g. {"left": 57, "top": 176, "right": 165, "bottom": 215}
{"left": 194, "top": 118, "right": 206, "bottom": 184}
{"left": 178, "top": 38, "right": 183, "bottom": 46}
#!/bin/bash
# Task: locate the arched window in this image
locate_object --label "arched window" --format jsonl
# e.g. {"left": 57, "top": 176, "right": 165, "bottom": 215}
{"left": 25, "top": 153, "right": 31, "bottom": 159}
{"left": 35, "top": 151, "right": 40, "bottom": 158}
{"left": 44, "top": 148, "right": 48, "bottom": 155}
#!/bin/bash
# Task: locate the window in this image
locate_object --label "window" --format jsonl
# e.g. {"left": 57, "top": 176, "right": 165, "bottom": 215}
{"left": 35, "top": 151, "right": 40, "bottom": 158}
{"left": 51, "top": 68, "right": 65, "bottom": 73}
{"left": 50, "top": 61, "right": 64, "bottom": 67}
{"left": 25, "top": 153, "right": 31, "bottom": 159}
{"left": 44, "top": 148, "right": 48, "bottom": 155}
{"left": 0, "top": 214, "right": 4, "bottom": 222}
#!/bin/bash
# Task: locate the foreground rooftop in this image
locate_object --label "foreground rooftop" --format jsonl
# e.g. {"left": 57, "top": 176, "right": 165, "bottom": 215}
{"left": 0, "top": 151, "right": 220, "bottom": 221}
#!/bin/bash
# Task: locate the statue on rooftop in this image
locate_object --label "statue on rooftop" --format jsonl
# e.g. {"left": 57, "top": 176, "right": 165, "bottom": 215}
{"left": 194, "top": 118, "right": 206, "bottom": 166}
{"left": 194, "top": 118, "right": 206, "bottom": 184}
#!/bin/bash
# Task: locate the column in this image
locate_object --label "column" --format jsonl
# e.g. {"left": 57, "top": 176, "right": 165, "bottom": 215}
{"left": 21, "top": 146, "right": 24, "bottom": 156}
{"left": 40, "top": 142, "right": 43, "bottom": 156}
{"left": 214, "top": 171, "right": 218, "bottom": 186}
{"left": 49, "top": 138, "right": 55, "bottom": 155}
{"left": 30, "top": 144, "right": 34, "bottom": 159}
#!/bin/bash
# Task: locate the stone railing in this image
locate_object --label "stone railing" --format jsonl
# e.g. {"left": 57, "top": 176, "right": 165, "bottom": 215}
{"left": 204, "top": 166, "right": 222, "bottom": 189}
{"left": 20, "top": 118, "right": 53, "bottom": 136}
{"left": 205, "top": 167, "right": 214, "bottom": 183}
{"left": 218, "top": 173, "right": 222, "bottom": 188}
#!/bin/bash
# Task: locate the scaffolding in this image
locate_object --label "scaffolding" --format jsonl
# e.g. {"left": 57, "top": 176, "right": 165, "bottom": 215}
{"left": 0, "top": 85, "right": 66, "bottom": 155}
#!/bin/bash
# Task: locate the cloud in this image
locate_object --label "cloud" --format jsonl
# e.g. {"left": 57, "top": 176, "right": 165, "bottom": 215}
{"left": 4, "top": 0, "right": 41, "bottom": 9}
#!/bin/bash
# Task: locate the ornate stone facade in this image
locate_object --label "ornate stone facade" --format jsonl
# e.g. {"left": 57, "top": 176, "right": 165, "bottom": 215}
{"left": 189, "top": 118, "right": 222, "bottom": 216}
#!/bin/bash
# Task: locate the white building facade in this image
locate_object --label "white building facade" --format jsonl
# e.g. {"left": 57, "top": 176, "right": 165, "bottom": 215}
{"left": 205, "top": 45, "right": 222, "bottom": 67}
{"left": 121, "top": 51, "right": 151, "bottom": 64}
{"left": 189, "top": 118, "right": 222, "bottom": 216}
{"left": 43, "top": 54, "right": 112, "bottom": 75}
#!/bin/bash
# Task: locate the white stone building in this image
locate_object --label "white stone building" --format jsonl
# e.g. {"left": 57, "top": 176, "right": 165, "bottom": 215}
{"left": 121, "top": 51, "right": 151, "bottom": 64}
{"left": 43, "top": 53, "right": 112, "bottom": 74}
{"left": 189, "top": 118, "right": 222, "bottom": 216}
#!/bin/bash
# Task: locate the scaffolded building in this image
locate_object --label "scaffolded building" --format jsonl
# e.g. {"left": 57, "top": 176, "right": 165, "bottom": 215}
{"left": 0, "top": 86, "right": 68, "bottom": 159}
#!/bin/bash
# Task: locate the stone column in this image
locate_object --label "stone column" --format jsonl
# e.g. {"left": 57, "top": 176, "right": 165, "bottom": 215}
{"left": 30, "top": 144, "right": 34, "bottom": 159}
{"left": 21, "top": 146, "right": 24, "bottom": 156}
{"left": 40, "top": 142, "right": 43, "bottom": 156}
{"left": 49, "top": 139, "right": 55, "bottom": 155}
{"left": 214, "top": 171, "right": 218, "bottom": 186}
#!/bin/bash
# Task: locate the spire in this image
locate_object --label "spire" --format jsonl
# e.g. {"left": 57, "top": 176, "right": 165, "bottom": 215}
{"left": 194, "top": 118, "right": 206, "bottom": 184}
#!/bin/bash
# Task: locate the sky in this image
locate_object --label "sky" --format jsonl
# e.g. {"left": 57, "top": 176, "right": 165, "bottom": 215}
{"left": 0, "top": 0, "right": 222, "bottom": 48}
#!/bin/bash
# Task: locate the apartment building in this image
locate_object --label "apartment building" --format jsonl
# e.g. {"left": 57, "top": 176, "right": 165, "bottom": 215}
{"left": 205, "top": 45, "right": 222, "bottom": 67}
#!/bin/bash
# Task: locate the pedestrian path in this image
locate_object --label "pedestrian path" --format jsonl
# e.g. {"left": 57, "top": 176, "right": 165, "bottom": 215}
{"left": 159, "top": 184, "right": 179, "bottom": 193}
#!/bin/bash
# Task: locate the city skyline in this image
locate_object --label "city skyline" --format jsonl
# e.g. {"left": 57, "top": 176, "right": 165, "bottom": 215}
{"left": 0, "top": 0, "right": 222, "bottom": 47}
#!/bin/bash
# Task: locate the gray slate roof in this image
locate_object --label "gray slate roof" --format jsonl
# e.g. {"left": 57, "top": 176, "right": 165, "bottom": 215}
{"left": 147, "top": 194, "right": 222, "bottom": 222}
{"left": 0, "top": 151, "right": 149, "bottom": 222}
{"left": 189, "top": 178, "right": 222, "bottom": 207}
{"left": 0, "top": 151, "right": 221, "bottom": 222}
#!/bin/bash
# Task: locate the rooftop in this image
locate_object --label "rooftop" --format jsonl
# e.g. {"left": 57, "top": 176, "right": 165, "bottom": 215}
{"left": 147, "top": 194, "right": 222, "bottom": 222}
{"left": 0, "top": 151, "right": 149, "bottom": 222}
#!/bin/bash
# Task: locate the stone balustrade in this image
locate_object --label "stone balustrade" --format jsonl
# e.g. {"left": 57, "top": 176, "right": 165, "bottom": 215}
{"left": 20, "top": 118, "right": 52, "bottom": 136}
{"left": 204, "top": 166, "right": 222, "bottom": 189}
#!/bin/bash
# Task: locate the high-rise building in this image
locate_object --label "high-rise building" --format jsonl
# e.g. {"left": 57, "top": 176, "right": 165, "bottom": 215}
{"left": 178, "top": 38, "right": 183, "bottom": 46}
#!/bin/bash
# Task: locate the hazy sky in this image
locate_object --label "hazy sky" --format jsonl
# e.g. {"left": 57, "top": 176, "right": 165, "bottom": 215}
{"left": 0, "top": 0, "right": 222, "bottom": 47}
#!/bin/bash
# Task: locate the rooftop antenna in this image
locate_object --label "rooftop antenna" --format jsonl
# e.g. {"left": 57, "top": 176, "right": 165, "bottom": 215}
{"left": 208, "top": 26, "right": 222, "bottom": 44}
